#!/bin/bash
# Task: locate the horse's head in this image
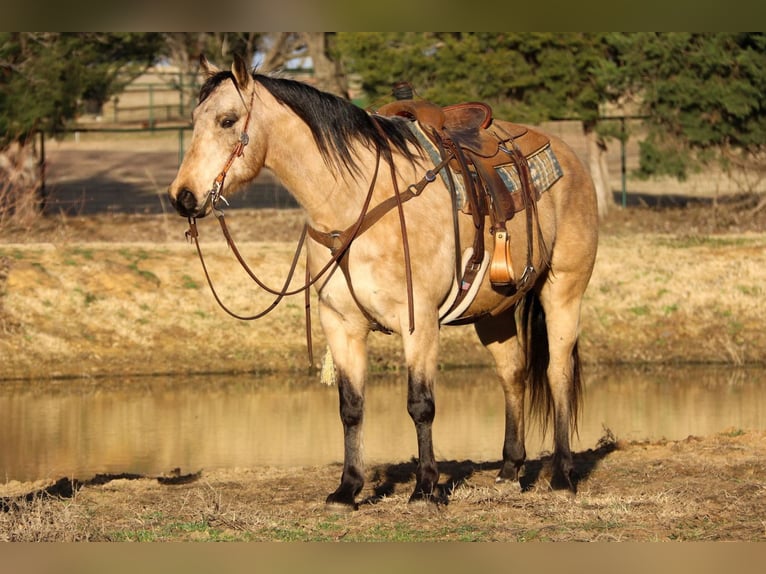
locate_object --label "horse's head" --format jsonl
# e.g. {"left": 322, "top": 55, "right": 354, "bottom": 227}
{"left": 169, "top": 55, "right": 263, "bottom": 218}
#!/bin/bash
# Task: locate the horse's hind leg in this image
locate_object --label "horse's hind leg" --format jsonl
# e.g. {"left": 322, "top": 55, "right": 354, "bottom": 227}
{"left": 538, "top": 273, "right": 589, "bottom": 492}
{"left": 475, "top": 309, "right": 527, "bottom": 483}
{"left": 320, "top": 302, "right": 369, "bottom": 510}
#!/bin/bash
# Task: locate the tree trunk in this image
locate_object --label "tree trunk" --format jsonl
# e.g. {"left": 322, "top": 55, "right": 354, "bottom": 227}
{"left": 302, "top": 33, "right": 348, "bottom": 98}
{"left": 163, "top": 33, "right": 210, "bottom": 115}
{"left": 260, "top": 33, "right": 349, "bottom": 98}
{"left": 583, "top": 121, "right": 612, "bottom": 219}
{"left": 0, "top": 141, "right": 42, "bottom": 227}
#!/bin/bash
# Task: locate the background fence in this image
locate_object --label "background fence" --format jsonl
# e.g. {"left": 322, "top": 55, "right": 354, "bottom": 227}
{"left": 39, "top": 127, "right": 299, "bottom": 217}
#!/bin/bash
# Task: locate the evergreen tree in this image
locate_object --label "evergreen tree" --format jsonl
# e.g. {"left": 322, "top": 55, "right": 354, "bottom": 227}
{"left": 0, "top": 33, "right": 163, "bottom": 224}
{"left": 618, "top": 33, "right": 766, "bottom": 183}
{"left": 0, "top": 32, "right": 163, "bottom": 148}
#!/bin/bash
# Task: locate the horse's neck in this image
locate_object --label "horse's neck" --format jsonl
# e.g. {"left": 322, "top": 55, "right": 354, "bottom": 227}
{"left": 258, "top": 101, "right": 379, "bottom": 233}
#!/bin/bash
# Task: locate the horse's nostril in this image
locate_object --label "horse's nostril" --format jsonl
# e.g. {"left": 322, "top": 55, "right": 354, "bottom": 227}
{"left": 175, "top": 188, "right": 197, "bottom": 216}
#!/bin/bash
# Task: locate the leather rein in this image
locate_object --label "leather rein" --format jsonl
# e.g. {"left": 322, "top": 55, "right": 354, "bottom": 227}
{"left": 185, "top": 80, "right": 449, "bottom": 365}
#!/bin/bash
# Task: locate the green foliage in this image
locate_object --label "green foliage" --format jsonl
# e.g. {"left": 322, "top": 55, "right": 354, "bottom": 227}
{"left": 620, "top": 33, "right": 766, "bottom": 179}
{"left": 335, "top": 32, "right": 624, "bottom": 123}
{"left": 0, "top": 32, "right": 163, "bottom": 148}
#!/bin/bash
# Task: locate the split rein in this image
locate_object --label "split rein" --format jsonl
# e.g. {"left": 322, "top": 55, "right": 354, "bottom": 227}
{"left": 184, "top": 90, "right": 450, "bottom": 365}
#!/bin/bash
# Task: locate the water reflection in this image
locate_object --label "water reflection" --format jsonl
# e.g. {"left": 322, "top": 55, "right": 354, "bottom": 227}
{"left": 1, "top": 366, "right": 764, "bottom": 483}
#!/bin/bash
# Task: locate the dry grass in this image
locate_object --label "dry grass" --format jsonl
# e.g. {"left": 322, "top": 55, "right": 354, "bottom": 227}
{"left": 1, "top": 214, "right": 765, "bottom": 380}
{"left": 584, "top": 233, "right": 766, "bottom": 364}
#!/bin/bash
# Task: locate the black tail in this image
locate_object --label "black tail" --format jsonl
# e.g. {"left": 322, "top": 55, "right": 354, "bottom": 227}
{"left": 519, "top": 290, "right": 582, "bottom": 438}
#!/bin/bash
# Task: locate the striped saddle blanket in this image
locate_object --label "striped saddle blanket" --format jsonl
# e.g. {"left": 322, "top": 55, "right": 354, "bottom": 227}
{"left": 407, "top": 119, "right": 563, "bottom": 214}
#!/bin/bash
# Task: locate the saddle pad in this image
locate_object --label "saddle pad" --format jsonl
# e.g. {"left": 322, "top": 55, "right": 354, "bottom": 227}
{"left": 407, "top": 120, "right": 563, "bottom": 212}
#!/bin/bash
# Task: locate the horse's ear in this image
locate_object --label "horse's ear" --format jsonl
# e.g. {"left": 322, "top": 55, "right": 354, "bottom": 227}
{"left": 199, "top": 54, "right": 220, "bottom": 77}
{"left": 231, "top": 54, "right": 252, "bottom": 89}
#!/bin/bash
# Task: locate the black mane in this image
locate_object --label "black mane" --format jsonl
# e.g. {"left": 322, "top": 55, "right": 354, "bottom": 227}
{"left": 198, "top": 70, "right": 238, "bottom": 104}
{"left": 199, "top": 70, "right": 422, "bottom": 176}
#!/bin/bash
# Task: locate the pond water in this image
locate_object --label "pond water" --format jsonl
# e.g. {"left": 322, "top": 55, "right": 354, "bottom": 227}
{"left": 1, "top": 365, "right": 764, "bottom": 483}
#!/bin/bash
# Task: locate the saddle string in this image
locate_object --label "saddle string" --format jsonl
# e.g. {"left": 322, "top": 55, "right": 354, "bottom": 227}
{"left": 494, "top": 124, "right": 551, "bottom": 284}
{"left": 439, "top": 132, "right": 487, "bottom": 309}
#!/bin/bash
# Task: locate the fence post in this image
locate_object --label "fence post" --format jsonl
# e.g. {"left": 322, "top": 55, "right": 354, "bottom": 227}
{"left": 621, "top": 117, "right": 627, "bottom": 208}
{"left": 148, "top": 85, "right": 155, "bottom": 130}
{"left": 38, "top": 130, "right": 47, "bottom": 211}
{"left": 179, "top": 70, "right": 184, "bottom": 117}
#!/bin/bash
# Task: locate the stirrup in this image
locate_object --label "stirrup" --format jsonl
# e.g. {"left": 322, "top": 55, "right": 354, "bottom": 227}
{"left": 489, "top": 228, "right": 515, "bottom": 287}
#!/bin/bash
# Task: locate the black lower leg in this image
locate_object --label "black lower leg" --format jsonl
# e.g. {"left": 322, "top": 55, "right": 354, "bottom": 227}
{"left": 498, "top": 415, "right": 526, "bottom": 482}
{"left": 551, "top": 414, "right": 576, "bottom": 492}
{"left": 326, "top": 372, "right": 365, "bottom": 508}
{"left": 407, "top": 370, "right": 439, "bottom": 502}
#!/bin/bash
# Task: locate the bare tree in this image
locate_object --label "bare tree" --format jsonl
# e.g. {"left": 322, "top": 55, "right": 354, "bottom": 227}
{"left": 260, "top": 32, "right": 348, "bottom": 97}
{"left": 162, "top": 33, "right": 212, "bottom": 114}
{"left": 583, "top": 120, "right": 612, "bottom": 218}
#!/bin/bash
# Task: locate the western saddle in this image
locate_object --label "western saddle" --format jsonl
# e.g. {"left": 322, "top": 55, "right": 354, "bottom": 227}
{"left": 376, "top": 97, "right": 550, "bottom": 289}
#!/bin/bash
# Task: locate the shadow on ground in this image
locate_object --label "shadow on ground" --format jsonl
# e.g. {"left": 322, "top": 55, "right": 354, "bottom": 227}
{"left": 363, "top": 432, "right": 619, "bottom": 505}
{"left": 0, "top": 469, "right": 202, "bottom": 513}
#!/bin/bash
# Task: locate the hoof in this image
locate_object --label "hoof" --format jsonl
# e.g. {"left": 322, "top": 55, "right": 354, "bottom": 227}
{"left": 408, "top": 485, "right": 446, "bottom": 506}
{"left": 325, "top": 490, "right": 359, "bottom": 511}
{"left": 550, "top": 468, "right": 577, "bottom": 494}
{"left": 495, "top": 461, "right": 523, "bottom": 483}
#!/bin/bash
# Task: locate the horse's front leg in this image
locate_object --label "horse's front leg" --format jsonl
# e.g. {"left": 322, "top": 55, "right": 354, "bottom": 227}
{"left": 403, "top": 321, "right": 442, "bottom": 503}
{"left": 319, "top": 301, "right": 369, "bottom": 510}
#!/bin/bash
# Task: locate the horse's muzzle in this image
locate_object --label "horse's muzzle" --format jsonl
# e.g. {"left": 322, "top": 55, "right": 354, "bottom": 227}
{"left": 171, "top": 188, "right": 202, "bottom": 218}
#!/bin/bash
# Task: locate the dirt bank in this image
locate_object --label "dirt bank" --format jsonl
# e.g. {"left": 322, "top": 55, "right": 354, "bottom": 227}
{"left": 1, "top": 204, "right": 765, "bottom": 380}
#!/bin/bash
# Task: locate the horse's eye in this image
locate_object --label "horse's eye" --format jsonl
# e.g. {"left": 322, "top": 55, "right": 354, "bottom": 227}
{"left": 220, "top": 116, "right": 237, "bottom": 129}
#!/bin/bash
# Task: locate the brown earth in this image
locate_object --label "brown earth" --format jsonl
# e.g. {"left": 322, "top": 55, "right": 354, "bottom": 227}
{"left": 1, "top": 135, "right": 765, "bottom": 541}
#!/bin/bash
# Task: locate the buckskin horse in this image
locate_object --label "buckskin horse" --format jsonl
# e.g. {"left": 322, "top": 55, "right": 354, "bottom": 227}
{"left": 168, "top": 56, "right": 598, "bottom": 508}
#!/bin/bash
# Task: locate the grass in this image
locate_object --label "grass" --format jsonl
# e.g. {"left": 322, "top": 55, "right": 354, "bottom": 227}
{"left": 109, "top": 520, "right": 236, "bottom": 542}
{"left": 628, "top": 305, "right": 650, "bottom": 316}
{"left": 736, "top": 284, "right": 762, "bottom": 296}
{"left": 2, "top": 227, "right": 766, "bottom": 378}
{"left": 67, "top": 247, "right": 95, "bottom": 260}
{"left": 182, "top": 274, "right": 200, "bottom": 289}
{"left": 653, "top": 235, "right": 764, "bottom": 249}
